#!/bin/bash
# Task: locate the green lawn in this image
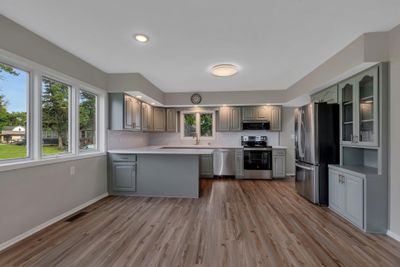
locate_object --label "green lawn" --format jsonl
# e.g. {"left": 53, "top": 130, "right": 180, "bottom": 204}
{"left": 0, "top": 144, "right": 64, "bottom": 159}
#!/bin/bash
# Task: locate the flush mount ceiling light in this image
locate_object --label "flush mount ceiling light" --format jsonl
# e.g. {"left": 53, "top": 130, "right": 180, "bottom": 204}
{"left": 210, "top": 64, "right": 239, "bottom": 77}
{"left": 134, "top": 34, "right": 149, "bottom": 43}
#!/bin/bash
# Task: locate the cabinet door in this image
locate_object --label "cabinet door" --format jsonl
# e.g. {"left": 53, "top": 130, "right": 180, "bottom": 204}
{"left": 153, "top": 107, "right": 166, "bottom": 131}
{"left": 242, "top": 107, "right": 255, "bottom": 121}
{"left": 199, "top": 155, "right": 213, "bottom": 178}
{"left": 112, "top": 163, "right": 136, "bottom": 192}
{"left": 166, "top": 109, "right": 177, "bottom": 132}
{"left": 339, "top": 79, "right": 356, "bottom": 145}
{"left": 235, "top": 149, "right": 244, "bottom": 178}
{"left": 270, "top": 106, "right": 281, "bottom": 131}
{"left": 328, "top": 169, "right": 345, "bottom": 214}
{"left": 355, "top": 67, "right": 379, "bottom": 147}
{"left": 273, "top": 156, "right": 285, "bottom": 178}
{"left": 257, "top": 106, "right": 270, "bottom": 120}
{"left": 218, "top": 107, "right": 230, "bottom": 131}
{"left": 230, "top": 107, "right": 242, "bottom": 131}
{"left": 344, "top": 174, "right": 364, "bottom": 228}
{"left": 132, "top": 98, "right": 142, "bottom": 131}
{"left": 124, "top": 96, "right": 133, "bottom": 129}
{"left": 142, "top": 103, "right": 149, "bottom": 131}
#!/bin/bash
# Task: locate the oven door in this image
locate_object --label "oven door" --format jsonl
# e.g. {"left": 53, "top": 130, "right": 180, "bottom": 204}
{"left": 243, "top": 149, "right": 272, "bottom": 179}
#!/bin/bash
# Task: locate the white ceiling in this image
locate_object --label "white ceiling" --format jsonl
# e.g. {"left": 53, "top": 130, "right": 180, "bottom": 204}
{"left": 1, "top": 0, "right": 400, "bottom": 93}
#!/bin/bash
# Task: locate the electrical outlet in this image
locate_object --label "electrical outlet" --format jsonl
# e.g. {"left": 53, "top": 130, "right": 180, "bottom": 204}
{"left": 70, "top": 166, "right": 75, "bottom": 176}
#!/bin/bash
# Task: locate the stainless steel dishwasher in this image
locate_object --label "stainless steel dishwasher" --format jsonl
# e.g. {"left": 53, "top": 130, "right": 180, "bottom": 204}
{"left": 213, "top": 149, "right": 235, "bottom": 176}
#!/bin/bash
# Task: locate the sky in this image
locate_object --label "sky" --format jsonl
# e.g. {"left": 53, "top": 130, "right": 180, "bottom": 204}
{"left": 0, "top": 67, "right": 28, "bottom": 113}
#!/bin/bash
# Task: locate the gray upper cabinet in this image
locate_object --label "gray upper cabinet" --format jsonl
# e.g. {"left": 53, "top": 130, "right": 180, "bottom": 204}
{"left": 311, "top": 85, "right": 338, "bottom": 104}
{"left": 339, "top": 67, "right": 379, "bottom": 147}
{"left": 153, "top": 107, "right": 166, "bottom": 132}
{"left": 109, "top": 93, "right": 141, "bottom": 131}
{"left": 230, "top": 107, "right": 242, "bottom": 131}
{"left": 217, "top": 107, "right": 242, "bottom": 132}
{"left": 142, "top": 102, "right": 153, "bottom": 132}
{"left": 166, "top": 109, "right": 178, "bottom": 132}
{"left": 242, "top": 105, "right": 282, "bottom": 131}
{"left": 270, "top": 106, "right": 281, "bottom": 131}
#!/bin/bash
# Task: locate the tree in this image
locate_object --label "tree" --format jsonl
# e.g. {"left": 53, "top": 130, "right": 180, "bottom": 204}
{"left": 41, "top": 79, "right": 69, "bottom": 150}
{"left": 79, "top": 91, "right": 96, "bottom": 148}
{"left": 0, "top": 63, "right": 19, "bottom": 131}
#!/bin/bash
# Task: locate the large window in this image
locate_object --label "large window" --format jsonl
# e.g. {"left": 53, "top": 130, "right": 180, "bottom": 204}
{"left": 79, "top": 90, "right": 97, "bottom": 151}
{"left": 41, "top": 77, "right": 71, "bottom": 156}
{"left": 0, "top": 62, "right": 29, "bottom": 161}
{"left": 181, "top": 111, "right": 215, "bottom": 140}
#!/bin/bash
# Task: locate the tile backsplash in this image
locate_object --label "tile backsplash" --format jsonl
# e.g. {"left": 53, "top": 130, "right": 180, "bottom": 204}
{"left": 107, "top": 130, "right": 150, "bottom": 149}
{"left": 149, "top": 130, "right": 280, "bottom": 147}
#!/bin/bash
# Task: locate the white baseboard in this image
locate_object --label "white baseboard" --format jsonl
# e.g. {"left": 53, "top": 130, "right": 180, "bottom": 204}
{"left": 0, "top": 192, "right": 108, "bottom": 252}
{"left": 286, "top": 173, "right": 295, "bottom": 177}
{"left": 387, "top": 230, "right": 400, "bottom": 242}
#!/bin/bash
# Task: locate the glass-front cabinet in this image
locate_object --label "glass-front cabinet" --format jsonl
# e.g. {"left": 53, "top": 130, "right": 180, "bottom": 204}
{"left": 339, "top": 67, "right": 379, "bottom": 147}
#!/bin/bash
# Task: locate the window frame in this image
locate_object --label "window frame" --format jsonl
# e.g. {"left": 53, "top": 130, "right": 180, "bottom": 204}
{"left": 0, "top": 60, "right": 33, "bottom": 163}
{"left": 78, "top": 89, "right": 98, "bottom": 153}
{"left": 0, "top": 48, "right": 106, "bottom": 169}
{"left": 180, "top": 110, "right": 216, "bottom": 141}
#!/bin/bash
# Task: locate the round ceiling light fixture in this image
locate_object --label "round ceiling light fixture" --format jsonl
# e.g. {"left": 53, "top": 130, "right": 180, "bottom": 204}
{"left": 134, "top": 34, "right": 149, "bottom": 43}
{"left": 210, "top": 64, "right": 239, "bottom": 77}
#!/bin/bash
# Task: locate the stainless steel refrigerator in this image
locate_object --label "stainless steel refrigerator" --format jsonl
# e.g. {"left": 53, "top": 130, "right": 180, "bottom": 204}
{"left": 294, "top": 102, "right": 339, "bottom": 205}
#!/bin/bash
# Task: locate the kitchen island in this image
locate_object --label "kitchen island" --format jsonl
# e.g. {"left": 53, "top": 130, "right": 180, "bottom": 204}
{"left": 108, "top": 147, "right": 214, "bottom": 198}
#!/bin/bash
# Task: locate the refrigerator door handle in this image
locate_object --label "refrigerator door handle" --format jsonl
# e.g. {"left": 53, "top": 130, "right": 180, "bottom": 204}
{"left": 295, "top": 163, "right": 314, "bottom": 171}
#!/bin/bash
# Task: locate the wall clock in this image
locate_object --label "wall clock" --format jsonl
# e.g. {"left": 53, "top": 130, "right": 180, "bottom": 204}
{"left": 190, "top": 93, "right": 202, "bottom": 104}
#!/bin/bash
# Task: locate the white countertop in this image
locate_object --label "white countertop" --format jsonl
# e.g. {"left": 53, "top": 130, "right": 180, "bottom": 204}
{"left": 108, "top": 146, "right": 214, "bottom": 155}
{"left": 160, "top": 145, "right": 243, "bottom": 149}
{"left": 272, "top": 146, "right": 287, "bottom": 149}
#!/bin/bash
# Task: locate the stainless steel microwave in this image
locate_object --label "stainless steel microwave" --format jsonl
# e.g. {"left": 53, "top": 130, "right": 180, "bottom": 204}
{"left": 242, "top": 121, "right": 270, "bottom": 130}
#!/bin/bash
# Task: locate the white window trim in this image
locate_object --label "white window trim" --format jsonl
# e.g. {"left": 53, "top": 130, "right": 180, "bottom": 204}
{"left": 0, "top": 48, "right": 106, "bottom": 168}
{"left": 180, "top": 110, "right": 216, "bottom": 141}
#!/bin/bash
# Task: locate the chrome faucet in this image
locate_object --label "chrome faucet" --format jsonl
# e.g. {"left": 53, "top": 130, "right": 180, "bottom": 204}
{"left": 193, "top": 132, "right": 200, "bottom": 145}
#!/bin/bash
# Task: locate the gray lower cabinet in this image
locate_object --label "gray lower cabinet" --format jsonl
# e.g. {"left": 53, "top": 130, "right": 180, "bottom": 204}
{"left": 217, "top": 106, "right": 242, "bottom": 132}
{"left": 328, "top": 165, "right": 387, "bottom": 233}
{"left": 153, "top": 107, "right": 166, "bottom": 131}
{"left": 329, "top": 168, "right": 363, "bottom": 228}
{"left": 199, "top": 154, "right": 213, "bottom": 178}
{"left": 235, "top": 149, "right": 244, "bottom": 178}
{"left": 166, "top": 108, "right": 178, "bottom": 132}
{"left": 109, "top": 154, "right": 137, "bottom": 193}
{"left": 272, "top": 149, "right": 286, "bottom": 178}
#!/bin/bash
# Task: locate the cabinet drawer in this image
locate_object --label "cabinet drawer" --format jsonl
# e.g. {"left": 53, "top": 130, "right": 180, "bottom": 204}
{"left": 272, "top": 149, "right": 285, "bottom": 156}
{"left": 110, "top": 154, "right": 137, "bottom": 162}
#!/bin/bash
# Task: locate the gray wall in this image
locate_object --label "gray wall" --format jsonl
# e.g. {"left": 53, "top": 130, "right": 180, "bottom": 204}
{"left": 280, "top": 107, "right": 295, "bottom": 175}
{"left": 0, "top": 15, "right": 108, "bottom": 90}
{"left": 0, "top": 156, "right": 107, "bottom": 245}
{"left": 389, "top": 24, "right": 400, "bottom": 236}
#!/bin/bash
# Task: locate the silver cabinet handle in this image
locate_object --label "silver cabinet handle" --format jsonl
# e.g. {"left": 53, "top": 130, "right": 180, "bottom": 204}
{"left": 295, "top": 163, "right": 314, "bottom": 171}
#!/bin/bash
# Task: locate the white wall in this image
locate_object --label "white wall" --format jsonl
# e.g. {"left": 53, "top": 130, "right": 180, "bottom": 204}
{"left": 280, "top": 107, "right": 295, "bottom": 175}
{"left": 389, "top": 24, "right": 400, "bottom": 237}
{"left": 0, "top": 156, "right": 107, "bottom": 246}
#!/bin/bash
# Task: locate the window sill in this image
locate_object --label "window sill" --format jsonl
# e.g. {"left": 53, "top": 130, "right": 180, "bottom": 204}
{"left": 0, "top": 152, "right": 106, "bottom": 173}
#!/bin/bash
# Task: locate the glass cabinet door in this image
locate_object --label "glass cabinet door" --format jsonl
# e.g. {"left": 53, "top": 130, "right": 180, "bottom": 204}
{"left": 339, "top": 80, "right": 355, "bottom": 144}
{"left": 356, "top": 68, "right": 378, "bottom": 146}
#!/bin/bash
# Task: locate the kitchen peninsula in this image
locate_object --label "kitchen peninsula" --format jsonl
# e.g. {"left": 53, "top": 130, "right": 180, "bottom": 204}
{"left": 108, "top": 147, "right": 214, "bottom": 198}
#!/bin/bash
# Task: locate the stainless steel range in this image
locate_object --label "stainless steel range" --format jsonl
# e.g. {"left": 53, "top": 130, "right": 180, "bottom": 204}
{"left": 241, "top": 136, "right": 272, "bottom": 179}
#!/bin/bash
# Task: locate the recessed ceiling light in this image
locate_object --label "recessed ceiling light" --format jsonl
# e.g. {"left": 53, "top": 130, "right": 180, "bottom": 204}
{"left": 136, "top": 95, "right": 142, "bottom": 99}
{"left": 210, "top": 64, "right": 238, "bottom": 77}
{"left": 151, "top": 102, "right": 156, "bottom": 105}
{"left": 134, "top": 34, "right": 149, "bottom": 43}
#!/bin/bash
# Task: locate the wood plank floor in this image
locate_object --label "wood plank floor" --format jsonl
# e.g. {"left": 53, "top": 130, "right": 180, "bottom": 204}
{"left": 1, "top": 178, "right": 400, "bottom": 267}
